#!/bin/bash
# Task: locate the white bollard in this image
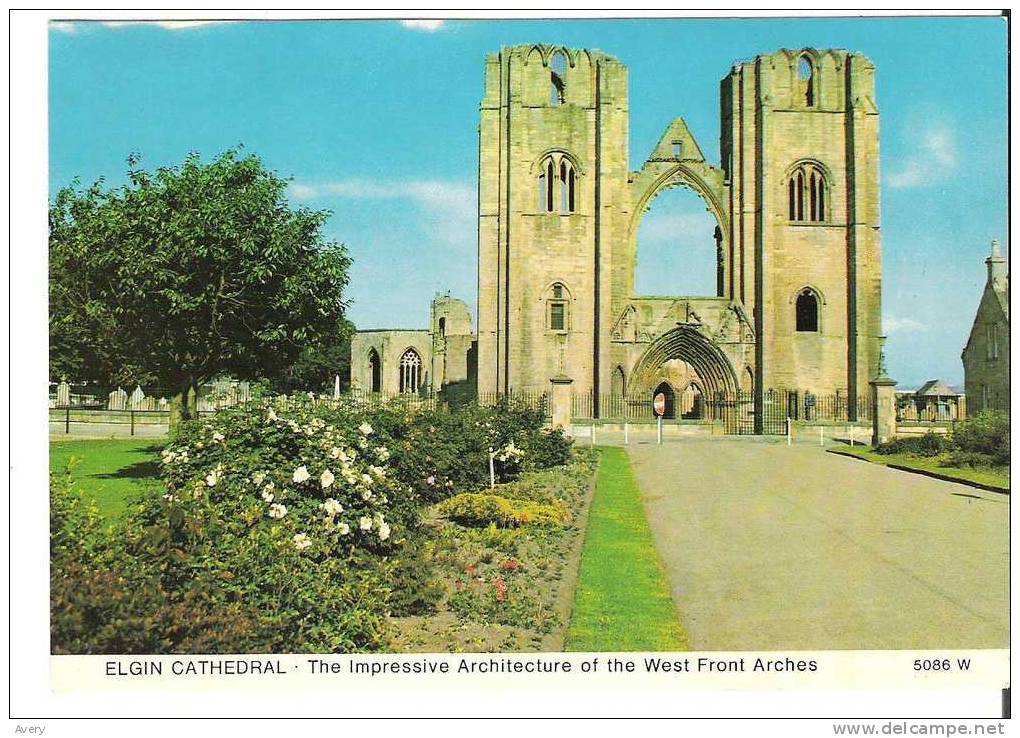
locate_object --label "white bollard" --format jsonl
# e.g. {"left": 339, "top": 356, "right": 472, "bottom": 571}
{"left": 488, "top": 448, "right": 495, "bottom": 489}
{"left": 624, "top": 422, "right": 629, "bottom": 445}
{"left": 786, "top": 417, "right": 792, "bottom": 446}
{"left": 657, "top": 416, "right": 663, "bottom": 445}
{"left": 819, "top": 425, "right": 824, "bottom": 446}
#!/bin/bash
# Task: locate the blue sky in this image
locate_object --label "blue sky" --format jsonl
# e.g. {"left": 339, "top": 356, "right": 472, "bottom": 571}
{"left": 49, "top": 16, "right": 1008, "bottom": 389}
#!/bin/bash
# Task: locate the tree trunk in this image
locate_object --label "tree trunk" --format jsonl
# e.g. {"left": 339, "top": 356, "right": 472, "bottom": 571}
{"left": 169, "top": 378, "right": 199, "bottom": 432}
{"left": 188, "top": 379, "right": 199, "bottom": 419}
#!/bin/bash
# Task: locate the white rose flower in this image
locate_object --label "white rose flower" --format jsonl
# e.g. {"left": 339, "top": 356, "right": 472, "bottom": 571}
{"left": 426, "top": 475, "right": 436, "bottom": 486}
{"left": 359, "top": 422, "right": 374, "bottom": 436}
{"left": 378, "top": 522, "right": 391, "bottom": 541}
{"left": 374, "top": 446, "right": 390, "bottom": 462}
{"left": 253, "top": 471, "right": 267, "bottom": 485}
{"left": 266, "top": 408, "right": 278, "bottom": 423}
{"left": 320, "top": 469, "right": 335, "bottom": 489}
{"left": 261, "top": 489, "right": 275, "bottom": 503}
{"left": 369, "top": 465, "right": 386, "bottom": 479}
{"left": 337, "top": 522, "right": 351, "bottom": 536}
{"left": 359, "top": 516, "right": 373, "bottom": 531}
{"left": 320, "top": 498, "right": 344, "bottom": 516}
{"left": 212, "top": 431, "right": 225, "bottom": 443}
{"left": 269, "top": 503, "right": 288, "bottom": 519}
{"left": 292, "top": 465, "right": 311, "bottom": 484}
{"left": 205, "top": 471, "right": 218, "bottom": 487}
{"left": 361, "top": 473, "right": 374, "bottom": 486}
{"left": 293, "top": 533, "right": 312, "bottom": 550}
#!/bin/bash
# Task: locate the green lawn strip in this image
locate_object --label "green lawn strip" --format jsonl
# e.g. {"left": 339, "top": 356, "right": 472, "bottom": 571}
{"left": 828, "top": 447, "right": 1009, "bottom": 493}
{"left": 49, "top": 438, "right": 165, "bottom": 519}
{"left": 565, "top": 446, "right": 689, "bottom": 651}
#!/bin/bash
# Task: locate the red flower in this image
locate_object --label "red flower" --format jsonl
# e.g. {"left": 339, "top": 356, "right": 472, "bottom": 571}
{"left": 493, "top": 577, "right": 508, "bottom": 602}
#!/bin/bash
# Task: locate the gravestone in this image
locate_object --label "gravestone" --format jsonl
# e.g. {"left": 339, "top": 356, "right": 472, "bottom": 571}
{"left": 129, "top": 385, "right": 146, "bottom": 409}
{"left": 109, "top": 387, "right": 128, "bottom": 411}
{"left": 56, "top": 381, "right": 70, "bottom": 407}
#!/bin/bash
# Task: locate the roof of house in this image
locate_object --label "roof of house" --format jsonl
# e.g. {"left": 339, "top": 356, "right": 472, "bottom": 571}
{"left": 915, "top": 379, "right": 961, "bottom": 397}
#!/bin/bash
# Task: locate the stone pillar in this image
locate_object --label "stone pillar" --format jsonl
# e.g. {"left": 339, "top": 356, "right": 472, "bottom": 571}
{"left": 549, "top": 375, "right": 574, "bottom": 430}
{"left": 870, "top": 337, "right": 897, "bottom": 446}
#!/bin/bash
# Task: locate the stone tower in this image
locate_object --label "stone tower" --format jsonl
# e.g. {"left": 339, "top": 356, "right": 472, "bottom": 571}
{"left": 477, "top": 45, "right": 882, "bottom": 426}
{"left": 721, "top": 49, "right": 882, "bottom": 417}
{"left": 477, "top": 45, "right": 630, "bottom": 398}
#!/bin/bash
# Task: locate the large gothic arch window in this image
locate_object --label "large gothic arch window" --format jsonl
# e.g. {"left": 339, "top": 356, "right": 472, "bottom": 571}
{"left": 787, "top": 162, "right": 828, "bottom": 223}
{"left": 537, "top": 152, "right": 577, "bottom": 214}
{"left": 398, "top": 348, "right": 423, "bottom": 394}
{"left": 635, "top": 184, "right": 720, "bottom": 296}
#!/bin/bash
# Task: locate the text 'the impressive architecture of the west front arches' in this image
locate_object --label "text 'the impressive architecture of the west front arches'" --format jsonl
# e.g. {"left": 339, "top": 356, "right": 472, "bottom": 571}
{"left": 475, "top": 45, "right": 883, "bottom": 429}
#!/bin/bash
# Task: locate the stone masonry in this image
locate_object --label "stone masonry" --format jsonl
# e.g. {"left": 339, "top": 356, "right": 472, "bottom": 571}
{"left": 353, "top": 45, "right": 884, "bottom": 429}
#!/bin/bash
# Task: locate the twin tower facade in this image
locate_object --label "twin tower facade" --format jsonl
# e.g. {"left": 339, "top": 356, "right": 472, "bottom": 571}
{"left": 476, "top": 45, "right": 882, "bottom": 424}
{"left": 351, "top": 44, "right": 883, "bottom": 429}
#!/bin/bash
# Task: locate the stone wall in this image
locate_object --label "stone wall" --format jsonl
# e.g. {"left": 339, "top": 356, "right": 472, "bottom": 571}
{"left": 476, "top": 45, "right": 883, "bottom": 423}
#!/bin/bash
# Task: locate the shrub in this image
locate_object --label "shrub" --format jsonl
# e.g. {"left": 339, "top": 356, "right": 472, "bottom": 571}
{"left": 435, "top": 493, "right": 570, "bottom": 528}
{"left": 51, "top": 395, "right": 577, "bottom": 653}
{"left": 371, "top": 400, "right": 572, "bottom": 503}
{"left": 519, "top": 427, "right": 573, "bottom": 471}
{"left": 942, "top": 450, "right": 1000, "bottom": 469}
{"left": 951, "top": 411, "right": 1010, "bottom": 466}
{"left": 875, "top": 431, "right": 950, "bottom": 457}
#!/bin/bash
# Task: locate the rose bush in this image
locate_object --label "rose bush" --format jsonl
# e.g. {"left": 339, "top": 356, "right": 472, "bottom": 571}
{"left": 51, "top": 395, "right": 575, "bottom": 653}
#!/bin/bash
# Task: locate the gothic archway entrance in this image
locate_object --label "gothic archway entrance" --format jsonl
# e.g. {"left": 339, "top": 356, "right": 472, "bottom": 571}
{"left": 627, "top": 325, "right": 739, "bottom": 404}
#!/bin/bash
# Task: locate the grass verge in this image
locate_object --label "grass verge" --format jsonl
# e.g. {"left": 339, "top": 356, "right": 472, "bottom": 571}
{"left": 49, "top": 438, "right": 165, "bottom": 519}
{"left": 828, "top": 447, "right": 1009, "bottom": 493}
{"left": 565, "top": 446, "right": 689, "bottom": 651}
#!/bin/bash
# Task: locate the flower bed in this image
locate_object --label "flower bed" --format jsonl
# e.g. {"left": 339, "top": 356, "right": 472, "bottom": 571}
{"left": 386, "top": 449, "right": 599, "bottom": 653}
{"left": 51, "top": 397, "right": 574, "bottom": 654}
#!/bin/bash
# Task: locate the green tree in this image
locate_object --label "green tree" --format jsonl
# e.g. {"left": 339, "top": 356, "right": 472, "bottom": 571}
{"left": 274, "top": 317, "right": 355, "bottom": 395}
{"left": 49, "top": 148, "right": 351, "bottom": 424}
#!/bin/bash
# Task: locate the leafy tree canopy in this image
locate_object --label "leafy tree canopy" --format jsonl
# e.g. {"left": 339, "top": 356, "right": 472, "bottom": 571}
{"left": 49, "top": 148, "right": 352, "bottom": 416}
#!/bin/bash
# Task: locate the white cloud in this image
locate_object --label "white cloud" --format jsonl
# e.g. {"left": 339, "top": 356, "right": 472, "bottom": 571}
{"left": 887, "top": 122, "right": 958, "bottom": 189}
{"left": 289, "top": 179, "right": 472, "bottom": 208}
{"left": 104, "top": 20, "right": 230, "bottom": 30}
{"left": 289, "top": 179, "right": 474, "bottom": 251}
{"left": 49, "top": 21, "right": 78, "bottom": 34}
{"left": 51, "top": 20, "right": 230, "bottom": 33}
{"left": 884, "top": 316, "right": 927, "bottom": 334}
{"left": 639, "top": 211, "right": 717, "bottom": 244}
{"left": 399, "top": 20, "right": 445, "bottom": 32}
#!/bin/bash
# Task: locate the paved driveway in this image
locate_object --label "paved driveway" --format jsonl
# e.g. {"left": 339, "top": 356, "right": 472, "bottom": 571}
{"left": 626, "top": 438, "right": 1009, "bottom": 650}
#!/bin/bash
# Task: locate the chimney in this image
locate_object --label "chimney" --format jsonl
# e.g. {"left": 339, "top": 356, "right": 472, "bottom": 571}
{"left": 986, "top": 239, "right": 1007, "bottom": 289}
